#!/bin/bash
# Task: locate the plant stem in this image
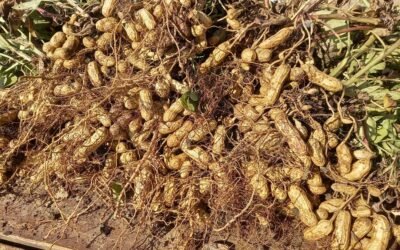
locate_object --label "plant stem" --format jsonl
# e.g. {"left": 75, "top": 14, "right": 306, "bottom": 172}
{"left": 330, "top": 35, "right": 376, "bottom": 77}
{"left": 344, "top": 38, "right": 400, "bottom": 86}
{"left": 312, "top": 13, "right": 380, "bottom": 25}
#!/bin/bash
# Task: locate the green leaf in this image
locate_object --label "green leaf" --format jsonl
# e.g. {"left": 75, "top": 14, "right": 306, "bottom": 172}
{"left": 111, "top": 182, "right": 122, "bottom": 199}
{"left": 180, "top": 91, "right": 199, "bottom": 112}
{"left": 374, "top": 126, "right": 388, "bottom": 143}
{"left": 366, "top": 117, "right": 377, "bottom": 140}
{"left": 189, "top": 92, "right": 199, "bottom": 101}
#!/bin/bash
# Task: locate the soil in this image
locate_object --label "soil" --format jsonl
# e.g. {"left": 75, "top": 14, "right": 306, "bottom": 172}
{"left": 0, "top": 183, "right": 134, "bottom": 249}
{"left": 0, "top": 182, "right": 317, "bottom": 250}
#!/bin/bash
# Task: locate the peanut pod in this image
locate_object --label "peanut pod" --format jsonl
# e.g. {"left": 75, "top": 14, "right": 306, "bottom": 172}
{"left": 73, "top": 127, "right": 109, "bottom": 163}
{"left": 269, "top": 108, "right": 311, "bottom": 168}
{"left": 188, "top": 120, "right": 217, "bottom": 142}
{"left": 301, "top": 64, "right": 343, "bottom": 92}
{"left": 288, "top": 185, "right": 318, "bottom": 227}
{"left": 331, "top": 210, "right": 351, "bottom": 250}
{"left": 303, "top": 220, "right": 334, "bottom": 241}
{"left": 258, "top": 27, "right": 294, "bottom": 49}
{"left": 365, "top": 215, "right": 391, "bottom": 250}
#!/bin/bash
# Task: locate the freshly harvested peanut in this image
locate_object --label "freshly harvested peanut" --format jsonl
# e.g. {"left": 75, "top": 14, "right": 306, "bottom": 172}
{"left": 191, "top": 10, "right": 212, "bottom": 28}
{"left": 139, "top": 89, "right": 154, "bottom": 121}
{"left": 258, "top": 27, "right": 294, "bottom": 49}
{"left": 167, "top": 120, "right": 193, "bottom": 148}
{"left": 290, "top": 67, "right": 305, "bottom": 82}
{"left": 128, "top": 117, "right": 142, "bottom": 135}
{"left": 304, "top": 220, "right": 334, "bottom": 241}
{"left": 159, "top": 118, "right": 184, "bottom": 135}
{"left": 288, "top": 185, "right": 318, "bottom": 227}
{"left": 115, "top": 142, "right": 129, "bottom": 153}
{"left": 293, "top": 118, "right": 308, "bottom": 139}
{"left": 269, "top": 109, "right": 311, "bottom": 168}
{"left": 181, "top": 139, "right": 211, "bottom": 168}
{"left": 49, "top": 32, "right": 66, "bottom": 47}
{"left": 62, "top": 124, "right": 91, "bottom": 142}
{"left": 137, "top": 8, "right": 156, "bottom": 30}
{"left": 126, "top": 53, "right": 149, "bottom": 71}
{"left": 199, "top": 178, "right": 211, "bottom": 194}
{"left": 191, "top": 24, "right": 206, "bottom": 38}
{"left": 91, "top": 106, "right": 111, "bottom": 127}
{"left": 53, "top": 48, "right": 70, "bottom": 59}
{"left": 227, "top": 17, "right": 241, "bottom": 30}
{"left": 393, "top": 224, "right": 400, "bottom": 244}
{"left": 101, "top": 0, "right": 117, "bottom": 17}
{"left": 255, "top": 48, "right": 272, "bottom": 62}
{"left": 319, "top": 198, "right": 345, "bottom": 213}
{"left": 365, "top": 215, "right": 391, "bottom": 250}
{"left": 124, "top": 22, "right": 140, "bottom": 42}
{"left": 96, "top": 32, "right": 113, "bottom": 50}
{"left": 62, "top": 23, "right": 74, "bottom": 36}
{"left": 133, "top": 165, "right": 153, "bottom": 207}
{"left": 17, "top": 110, "right": 30, "bottom": 120}
{"left": 331, "top": 210, "right": 351, "bottom": 250}
{"left": 167, "top": 76, "right": 190, "bottom": 94}
{"left": 271, "top": 183, "right": 287, "bottom": 201}
{"left": 316, "top": 208, "right": 329, "bottom": 220}
{"left": 327, "top": 131, "right": 339, "bottom": 148}
{"left": 52, "top": 60, "right": 63, "bottom": 72}
{"left": 351, "top": 198, "right": 371, "bottom": 218}
{"left": 307, "top": 172, "right": 326, "bottom": 195}
{"left": 250, "top": 174, "right": 269, "bottom": 200}
{"left": 165, "top": 152, "right": 188, "bottom": 170}
{"left": 342, "top": 159, "right": 371, "bottom": 181}
{"left": 164, "top": 177, "right": 177, "bottom": 207}
{"left": 74, "top": 127, "right": 109, "bottom": 163}
{"left": 152, "top": 4, "right": 163, "bottom": 19}
{"left": 262, "top": 64, "right": 291, "bottom": 106}
{"left": 308, "top": 138, "right": 326, "bottom": 167}
{"left": 331, "top": 183, "right": 357, "bottom": 195}
{"left": 301, "top": 64, "right": 343, "bottom": 92}
{"left": 188, "top": 120, "right": 217, "bottom": 142}
{"left": 62, "top": 36, "right": 79, "bottom": 51}
{"left": 241, "top": 48, "right": 256, "bottom": 63}
{"left": 234, "top": 103, "right": 262, "bottom": 121}
{"left": 116, "top": 60, "right": 130, "bottom": 74}
{"left": 119, "top": 151, "right": 137, "bottom": 165}
{"left": 212, "top": 125, "right": 226, "bottom": 155}
{"left": 324, "top": 113, "right": 341, "bottom": 132}
{"left": 367, "top": 185, "right": 381, "bottom": 197}
{"left": 199, "top": 41, "right": 231, "bottom": 73}
{"left": 123, "top": 96, "right": 138, "bottom": 110}
{"left": 353, "top": 149, "right": 375, "bottom": 160}
{"left": 349, "top": 217, "right": 372, "bottom": 249}
{"left": 63, "top": 58, "right": 82, "bottom": 69}
{"left": 82, "top": 36, "right": 96, "bottom": 48}
{"left": 87, "top": 61, "right": 103, "bottom": 87}
{"left": 155, "top": 79, "right": 170, "bottom": 98}
{"left": 42, "top": 42, "right": 55, "bottom": 54}
{"left": 163, "top": 99, "right": 184, "bottom": 122}
{"left": 179, "top": 160, "right": 192, "bottom": 178}
{"left": 94, "top": 50, "right": 115, "bottom": 67}
{"left": 309, "top": 119, "right": 326, "bottom": 145}
{"left": 96, "top": 17, "right": 119, "bottom": 32}
{"left": 53, "top": 81, "right": 82, "bottom": 96}
{"left": 336, "top": 143, "right": 352, "bottom": 175}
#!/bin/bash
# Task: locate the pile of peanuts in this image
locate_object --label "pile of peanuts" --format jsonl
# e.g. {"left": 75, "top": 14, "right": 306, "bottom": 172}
{"left": 0, "top": 0, "right": 399, "bottom": 248}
